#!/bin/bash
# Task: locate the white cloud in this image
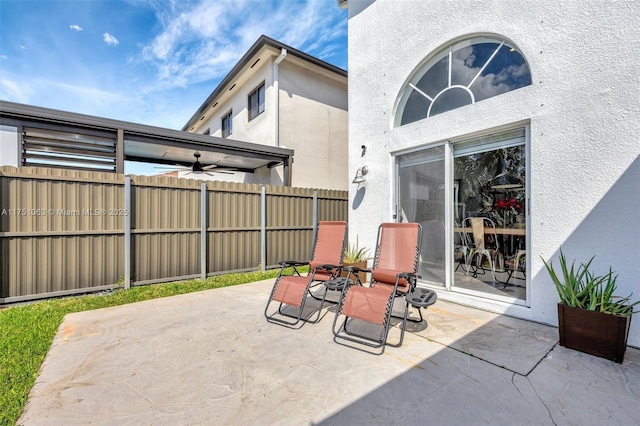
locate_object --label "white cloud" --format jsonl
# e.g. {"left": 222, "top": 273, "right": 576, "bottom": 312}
{"left": 103, "top": 32, "right": 119, "bottom": 46}
{"left": 69, "top": 24, "right": 83, "bottom": 32}
{"left": 0, "top": 70, "right": 130, "bottom": 115}
{"left": 136, "top": 0, "right": 346, "bottom": 91}
{"left": 0, "top": 55, "right": 8, "bottom": 60}
{"left": 0, "top": 78, "right": 34, "bottom": 103}
{"left": 51, "top": 80, "right": 129, "bottom": 103}
{"left": 19, "top": 45, "right": 26, "bottom": 49}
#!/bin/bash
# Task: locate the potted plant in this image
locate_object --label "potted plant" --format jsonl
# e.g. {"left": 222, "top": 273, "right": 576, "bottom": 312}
{"left": 542, "top": 250, "right": 639, "bottom": 363}
{"left": 342, "top": 236, "right": 372, "bottom": 284}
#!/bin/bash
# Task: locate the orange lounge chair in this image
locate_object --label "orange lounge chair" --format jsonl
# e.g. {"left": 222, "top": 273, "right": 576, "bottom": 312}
{"left": 264, "top": 221, "right": 347, "bottom": 327}
{"left": 332, "top": 222, "right": 436, "bottom": 353}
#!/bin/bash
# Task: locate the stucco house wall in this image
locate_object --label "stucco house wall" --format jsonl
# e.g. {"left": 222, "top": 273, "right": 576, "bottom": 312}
{"left": 279, "top": 60, "right": 348, "bottom": 190}
{"left": 347, "top": 0, "right": 640, "bottom": 346}
{"left": 208, "top": 62, "right": 275, "bottom": 147}
{"left": 195, "top": 59, "right": 277, "bottom": 185}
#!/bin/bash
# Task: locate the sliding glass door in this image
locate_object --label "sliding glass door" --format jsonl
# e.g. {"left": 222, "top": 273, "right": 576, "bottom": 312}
{"left": 396, "top": 145, "right": 446, "bottom": 287}
{"left": 395, "top": 127, "right": 528, "bottom": 303}
{"left": 452, "top": 128, "right": 527, "bottom": 301}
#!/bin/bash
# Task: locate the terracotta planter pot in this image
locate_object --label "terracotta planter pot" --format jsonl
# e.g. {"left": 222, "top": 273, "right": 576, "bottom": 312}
{"left": 341, "top": 261, "right": 368, "bottom": 284}
{"left": 557, "top": 303, "right": 631, "bottom": 363}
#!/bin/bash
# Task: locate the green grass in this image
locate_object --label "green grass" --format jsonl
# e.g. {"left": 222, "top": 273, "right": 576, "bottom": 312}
{"left": 0, "top": 268, "right": 291, "bottom": 426}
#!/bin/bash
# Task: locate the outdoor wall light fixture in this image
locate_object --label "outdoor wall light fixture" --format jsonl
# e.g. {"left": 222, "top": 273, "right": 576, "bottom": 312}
{"left": 352, "top": 165, "right": 368, "bottom": 184}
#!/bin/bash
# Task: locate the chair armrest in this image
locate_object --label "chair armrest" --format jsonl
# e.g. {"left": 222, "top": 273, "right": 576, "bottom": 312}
{"left": 316, "top": 264, "right": 343, "bottom": 275}
{"left": 397, "top": 272, "right": 418, "bottom": 291}
{"left": 277, "top": 260, "right": 309, "bottom": 277}
{"left": 397, "top": 272, "right": 417, "bottom": 280}
{"left": 279, "top": 260, "right": 309, "bottom": 267}
{"left": 347, "top": 265, "right": 372, "bottom": 273}
{"left": 318, "top": 263, "right": 340, "bottom": 270}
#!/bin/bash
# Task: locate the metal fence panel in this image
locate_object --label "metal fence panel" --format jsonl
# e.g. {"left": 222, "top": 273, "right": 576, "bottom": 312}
{"left": 132, "top": 232, "right": 201, "bottom": 283}
{"left": 208, "top": 230, "right": 261, "bottom": 273}
{"left": 0, "top": 166, "right": 347, "bottom": 302}
{"left": 2, "top": 235, "right": 123, "bottom": 302}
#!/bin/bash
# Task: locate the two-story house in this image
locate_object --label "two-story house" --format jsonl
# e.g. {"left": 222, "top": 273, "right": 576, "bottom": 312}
{"left": 182, "top": 35, "right": 348, "bottom": 190}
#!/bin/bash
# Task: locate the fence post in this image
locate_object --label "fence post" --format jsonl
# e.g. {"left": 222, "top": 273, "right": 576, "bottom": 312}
{"left": 201, "top": 182, "right": 207, "bottom": 280}
{"left": 260, "top": 186, "right": 266, "bottom": 272}
{"left": 312, "top": 190, "right": 318, "bottom": 242}
{"left": 123, "top": 176, "right": 131, "bottom": 290}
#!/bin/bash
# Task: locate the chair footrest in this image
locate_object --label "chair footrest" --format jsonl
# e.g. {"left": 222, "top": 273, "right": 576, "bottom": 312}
{"left": 324, "top": 277, "right": 352, "bottom": 291}
{"left": 406, "top": 288, "right": 437, "bottom": 308}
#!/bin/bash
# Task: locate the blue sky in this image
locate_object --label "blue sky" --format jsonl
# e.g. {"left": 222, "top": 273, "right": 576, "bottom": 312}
{"left": 0, "top": 0, "right": 348, "bottom": 130}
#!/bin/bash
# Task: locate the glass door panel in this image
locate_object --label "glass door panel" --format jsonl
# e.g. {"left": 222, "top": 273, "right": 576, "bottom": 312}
{"left": 452, "top": 131, "right": 526, "bottom": 301}
{"left": 396, "top": 146, "right": 445, "bottom": 286}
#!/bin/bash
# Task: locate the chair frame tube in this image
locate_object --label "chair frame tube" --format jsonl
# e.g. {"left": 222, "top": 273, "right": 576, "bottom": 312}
{"left": 332, "top": 223, "right": 422, "bottom": 354}
{"left": 264, "top": 221, "right": 347, "bottom": 328}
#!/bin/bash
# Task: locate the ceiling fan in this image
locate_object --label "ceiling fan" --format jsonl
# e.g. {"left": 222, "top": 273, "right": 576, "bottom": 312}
{"left": 156, "top": 152, "right": 236, "bottom": 176}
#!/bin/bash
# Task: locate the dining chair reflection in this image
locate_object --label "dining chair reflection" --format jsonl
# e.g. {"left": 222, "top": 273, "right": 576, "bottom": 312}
{"left": 462, "top": 217, "right": 503, "bottom": 282}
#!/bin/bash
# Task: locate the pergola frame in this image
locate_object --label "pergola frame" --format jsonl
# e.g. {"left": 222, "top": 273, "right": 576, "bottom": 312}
{"left": 0, "top": 101, "right": 293, "bottom": 184}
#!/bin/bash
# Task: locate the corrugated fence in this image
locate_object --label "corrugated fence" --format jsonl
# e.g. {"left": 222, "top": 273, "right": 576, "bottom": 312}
{"left": 0, "top": 166, "right": 348, "bottom": 303}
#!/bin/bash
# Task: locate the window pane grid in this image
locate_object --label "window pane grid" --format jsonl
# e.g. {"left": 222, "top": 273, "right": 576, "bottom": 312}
{"left": 397, "top": 37, "right": 531, "bottom": 127}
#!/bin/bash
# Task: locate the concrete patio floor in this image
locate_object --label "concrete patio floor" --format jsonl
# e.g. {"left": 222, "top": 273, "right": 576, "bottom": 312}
{"left": 19, "top": 279, "right": 640, "bottom": 425}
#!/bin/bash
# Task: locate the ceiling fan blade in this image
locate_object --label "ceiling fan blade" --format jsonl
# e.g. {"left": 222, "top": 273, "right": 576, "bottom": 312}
{"left": 201, "top": 163, "right": 237, "bottom": 172}
{"left": 203, "top": 164, "right": 234, "bottom": 170}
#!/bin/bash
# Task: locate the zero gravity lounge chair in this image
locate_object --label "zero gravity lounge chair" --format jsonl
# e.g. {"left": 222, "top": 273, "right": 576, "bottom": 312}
{"left": 264, "top": 221, "right": 347, "bottom": 328}
{"left": 332, "top": 222, "right": 436, "bottom": 354}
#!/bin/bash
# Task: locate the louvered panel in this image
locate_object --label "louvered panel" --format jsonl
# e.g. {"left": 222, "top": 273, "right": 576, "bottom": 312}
{"left": 22, "top": 127, "right": 117, "bottom": 172}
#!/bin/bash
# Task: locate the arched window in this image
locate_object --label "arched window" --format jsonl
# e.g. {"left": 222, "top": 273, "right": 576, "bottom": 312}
{"left": 395, "top": 36, "right": 531, "bottom": 127}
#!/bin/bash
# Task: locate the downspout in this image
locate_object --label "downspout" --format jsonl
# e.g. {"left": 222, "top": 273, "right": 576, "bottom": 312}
{"left": 273, "top": 48, "right": 287, "bottom": 147}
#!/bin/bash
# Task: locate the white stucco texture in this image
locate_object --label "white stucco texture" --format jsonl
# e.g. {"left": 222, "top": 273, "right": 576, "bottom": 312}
{"left": 347, "top": 0, "right": 640, "bottom": 346}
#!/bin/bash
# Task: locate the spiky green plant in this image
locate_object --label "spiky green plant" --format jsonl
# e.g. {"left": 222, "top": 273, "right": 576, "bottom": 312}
{"left": 542, "top": 250, "right": 639, "bottom": 316}
{"left": 343, "top": 236, "right": 372, "bottom": 263}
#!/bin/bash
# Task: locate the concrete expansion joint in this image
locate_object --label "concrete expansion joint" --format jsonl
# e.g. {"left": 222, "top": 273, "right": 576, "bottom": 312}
{"left": 523, "top": 342, "right": 559, "bottom": 377}
{"left": 517, "top": 373, "right": 558, "bottom": 426}
{"left": 417, "top": 332, "right": 536, "bottom": 377}
{"left": 509, "top": 342, "right": 560, "bottom": 426}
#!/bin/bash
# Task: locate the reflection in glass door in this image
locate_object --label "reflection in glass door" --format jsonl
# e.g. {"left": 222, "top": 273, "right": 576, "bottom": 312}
{"left": 396, "top": 146, "right": 445, "bottom": 287}
{"left": 452, "top": 129, "right": 527, "bottom": 301}
{"left": 394, "top": 127, "right": 528, "bottom": 303}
